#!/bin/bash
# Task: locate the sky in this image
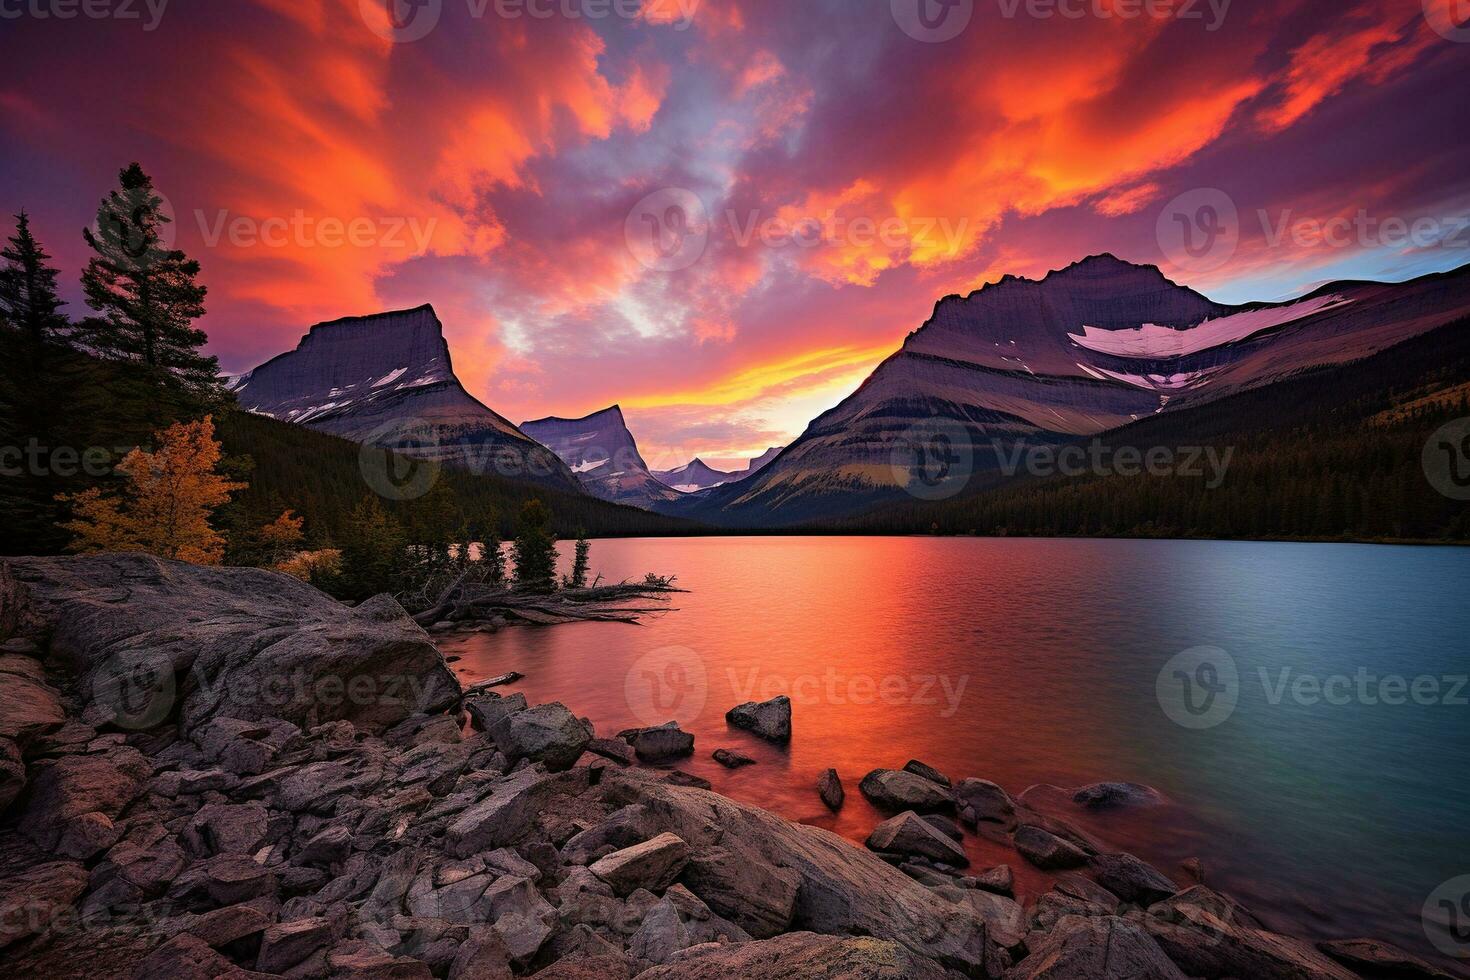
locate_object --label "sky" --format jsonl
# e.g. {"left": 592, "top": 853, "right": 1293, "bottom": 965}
{"left": 3, "top": 0, "right": 1469, "bottom": 470}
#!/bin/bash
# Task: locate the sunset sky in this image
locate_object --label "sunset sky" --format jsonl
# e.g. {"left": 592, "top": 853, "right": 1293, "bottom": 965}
{"left": 3, "top": 0, "right": 1468, "bottom": 469}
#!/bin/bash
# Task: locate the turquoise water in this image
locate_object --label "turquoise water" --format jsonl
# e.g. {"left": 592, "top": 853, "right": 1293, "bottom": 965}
{"left": 442, "top": 536, "right": 1470, "bottom": 964}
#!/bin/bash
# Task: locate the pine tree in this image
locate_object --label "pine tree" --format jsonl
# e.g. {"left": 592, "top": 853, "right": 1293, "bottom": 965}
{"left": 336, "top": 496, "right": 408, "bottom": 599}
{"left": 512, "top": 498, "right": 558, "bottom": 594}
{"left": 565, "top": 530, "right": 590, "bottom": 589}
{"left": 79, "top": 163, "right": 219, "bottom": 398}
{"left": 0, "top": 211, "right": 68, "bottom": 347}
{"left": 57, "top": 415, "right": 246, "bottom": 565}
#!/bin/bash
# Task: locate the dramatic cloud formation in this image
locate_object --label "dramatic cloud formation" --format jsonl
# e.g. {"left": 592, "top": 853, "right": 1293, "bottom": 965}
{"left": 2, "top": 0, "right": 1466, "bottom": 467}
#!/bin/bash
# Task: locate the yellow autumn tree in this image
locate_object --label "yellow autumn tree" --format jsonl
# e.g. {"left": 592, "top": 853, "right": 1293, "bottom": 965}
{"left": 259, "top": 509, "right": 305, "bottom": 565}
{"left": 59, "top": 415, "right": 246, "bottom": 565}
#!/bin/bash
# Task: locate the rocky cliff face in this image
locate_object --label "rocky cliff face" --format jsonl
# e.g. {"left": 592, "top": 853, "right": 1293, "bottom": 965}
{"left": 521, "top": 406, "right": 682, "bottom": 509}
{"left": 689, "top": 256, "right": 1470, "bottom": 525}
{"left": 232, "top": 305, "right": 579, "bottom": 491}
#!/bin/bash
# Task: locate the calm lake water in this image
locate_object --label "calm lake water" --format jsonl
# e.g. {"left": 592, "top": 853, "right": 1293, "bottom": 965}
{"left": 439, "top": 536, "right": 1470, "bottom": 964}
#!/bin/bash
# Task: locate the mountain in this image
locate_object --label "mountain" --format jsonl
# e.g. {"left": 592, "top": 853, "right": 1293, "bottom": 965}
{"left": 653, "top": 458, "right": 737, "bottom": 492}
{"left": 230, "top": 305, "right": 579, "bottom": 492}
{"left": 520, "top": 406, "right": 683, "bottom": 509}
{"left": 744, "top": 447, "right": 783, "bottom": 474}
{"left": 684, "top": 255, "right": 1470, "bottom": 526}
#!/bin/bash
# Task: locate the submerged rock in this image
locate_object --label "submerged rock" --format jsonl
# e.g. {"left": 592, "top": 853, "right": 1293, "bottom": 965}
{"left": 725, "top": 695, "right": 792, "bottom": 742}
{"left": 817, "top": 768, "right": 844, "bottom": 811}
{"left": 1072, "top": 781, "right": 1166, "bottom": 810}
{"left": 712, "top": 748, "right": 756, "bottom": 768}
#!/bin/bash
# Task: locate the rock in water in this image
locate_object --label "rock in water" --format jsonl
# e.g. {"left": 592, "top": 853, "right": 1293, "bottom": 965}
{"left": 817, "top": 768, "right": 844, "bottom": 812}
{"left": 1072, "top": 781, "right": 1165, "bottom": 810}
{"left": 903, "top": 759, "right": 951, "bottom": 787}
{"left": 858, "top": 768, "right": 954, "bottom": 813}
{"left": 1, "top": 555, "right": 460, "bottom": 734}
{"left": 712, "top": 748, "right": 756, "bottom": 769}
{"left": 1013, "top": 825, "right": 1089, "bottom": 870}
{"left": 619, "top": 722, "right": 694, "bottom": 762}
{"left": 725, "top": 696, "right": 791, "bottom": 742}
{"left": 953, "top": 777, "right": 1016, "bottom": 828}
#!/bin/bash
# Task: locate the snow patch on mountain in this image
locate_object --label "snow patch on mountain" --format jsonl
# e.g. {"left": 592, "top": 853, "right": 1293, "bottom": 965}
{"left": 1069, "top": 294, "right": 1351, "bottom": 359}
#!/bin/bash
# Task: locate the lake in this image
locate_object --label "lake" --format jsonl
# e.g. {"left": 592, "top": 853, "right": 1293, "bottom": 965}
{"left": 438, "top": 536, "right": 1470, "bottom": 965}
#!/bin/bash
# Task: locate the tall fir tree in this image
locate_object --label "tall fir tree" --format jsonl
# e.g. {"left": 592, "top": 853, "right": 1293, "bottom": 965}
{"left": 336, "top": 496, "right": 408, "bottom": 599}
{"left": 511, "top": 498, "right": 558, "bottom": 594}
{"left": 565, "top": 530, "right": 590, "bottom": 589}
{"left": 80, "top": 163, "right": 220, "bottom": 399}
{"left": 0, "top": 211, "right": 68, "bottom": 348}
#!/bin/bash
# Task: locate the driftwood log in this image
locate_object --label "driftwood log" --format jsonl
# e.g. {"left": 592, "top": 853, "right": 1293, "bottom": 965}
{"left": 412, "top": 577, "right": 685, "bottom": 628}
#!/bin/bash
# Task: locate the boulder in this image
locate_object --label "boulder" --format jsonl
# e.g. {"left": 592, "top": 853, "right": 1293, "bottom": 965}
{"left": 635, "top": 931, "right": 952, "bottom": 979}
{"left": 446, "top": 767, "right": 590, "bottom": 857}
{"left": 966, "top": 889, "right": 1027, "bottom": 952}
{"left": 599, "top": 771, "right": 996, "bottom": 973}
{"left": 712, "top": 748, "right": 756, "bottom": 768}
{"left": 0, "top": 860, "right": 89, "bottom": 950}
{"left": 182, "top": 801, "right": 271, "bottom": 856}
{"left": 682, "top": 844, "right": 800, "bottom": 939}
{"left": 858, "top": 768, "right": 954, "bottom": 813}
{"left": 970, "top": 864, "right": 1013, "bottom": 896}
{"left": 0, "top": 555, "right": 460, "bottom": 733}
{"left": 1090, "top": 852, "right": 1177, "bottom": 905}
{"left": 589, "top": 832, "right": 690, "bottom": 895}
{"left": 903, "top": 759, "right": 951, "bottom": 787}
{"left": 725, "top": 696, "right": 791, "bottom": 742}
{"left": 1013, "top": 825, "right": 1088, "bottom": 870}
{"left": 256, "top": 916, "right": 335, "bottom": 973}
{"left": 866, "top": 811, "right": 968, "bottom": 866}
{"left": 585, "top": 737, "right": 636, "bottom": 765}
{"left": 1054, "top": 872, "right": 1120, "bottom": 911}
{"left": 1317, "top": 938, "right": 1454, "bottom": 979}
{"left": 0, "top": 653, "right": 65, "bottom": 741}
{"left": 185, "top": 903, "right": 272, "bottom": 948}
{"left": 488, "top": 702, "right": 590, "bottom": 772}
{"left": 1010, "top": 914, "right": 1187, "bottom": 979}
{"left": 1071, "top": 782, "right": 1165, "bottom": 810}
{"left": 1145, "top": 886, "right": 1360, "bottom": 980}
{"left": 816, "top": 768, "right": 844, "bottom": 811}
{"left": 953, "top": 778, "right": 1016, "bottom": 828}
{"left": 168, "top": 854, "right": 280, "bottom": 910}
{"left": 19, "top": 746, "right": 152, "bottom": 850}
{"left": 620, "top": 722, "right": 694, "bottom": 762}
{"left": 135, "top": 933, "right": 275, "bottom": 980}
{"left": 465, "top": 692, "right": 527, "bottom": 733}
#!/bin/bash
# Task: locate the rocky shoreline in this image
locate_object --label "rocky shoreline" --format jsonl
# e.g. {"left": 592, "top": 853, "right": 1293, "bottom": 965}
{"left": 0, "top": 554, "right": 1460, "bottom": 979}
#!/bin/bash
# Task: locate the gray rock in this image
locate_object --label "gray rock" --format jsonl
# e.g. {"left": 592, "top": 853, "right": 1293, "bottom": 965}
{"left": 0, "top": 652, "right": 65, "bottom": 742}
{"left": 1145, "top": 886, "right": 1359, "bottom": 980}
{"left": 256, "top": 916, "right": 334, "bottom": 973}
{"left": 1009, "top": 914, "right": 1186, "bottom": 979}
{"left": 186, "top": 903, "right": 272, "bottom": 948}
{"left": 725, "top": 696, "right": 791, "bottom": 742}
{"left": 328, "top": 945, "right": 435, "bottom": 979}
{"left": 1071, "top": 781, "right": 1165, "bottom": 810}
{"left": 0, "top": 860, "right": 89, "bottom": 949}
{"left": 1317, "top": 938, "right": 1454, "bottom": 979}
{"left": 1054, "top": 872, "right": 1120, "bottom": 911}
{"left": 183, "top": 801, "right": 271, "bottom": 857}
{"left": 858, "top": 768, "right": 954, "bottom": 813}
{"left": 682, "top": 844, "right": 800, "bottom": 939}
{"left": 169, "top": 854, "right": 280, "bottom": 910}
{"left": 19, "top": 746, "right": 152, "bottom": 850}
{"left": 447, "top": 767, "right": 590, "bottom": 857}
{"left": 903, "top": 759, "right": 951, "bottom": 787}
{"left": 966, "top": 888, "right": 1027, "bottom": 952}
{"left": 635, "top": 931, "right": 952, "bottom": 979}
{"left": 134, "top": 932, "right": 274, "bottom": 980}
{"left": 712, "top": 748, "right": 756, "bottom": 768}
{"left": 1, "top": 555, "right": 461, "bottom": 733}
{"left": 1090, "top": 852, "right": 1177, "bottom": 905}
{"left": 970, "top": 864, "right": 1013, "bottom": 896}
{"left": 585, "top": 737, "right": 636, "bottom": 765}
{"left": 1013, "top": 825, "right": 1088, "bottom": 870}
{"left": 866, "top": 811, "right": 968, "bottom": 866}
{"left": 296, "top": 825, "right": 353, "bottom": 866}
{"left": 0, "top": 736, "right": 24, "bottom": 813}
{"left": 465, "top": 692, "right": 527, "bottom": 733}
{"left": 816, "top": 768, "right": 844, "bottom": 811}
{"left": 589, "top": 832, "right": 690, "bottom": 895}
{"left": 488, "top": 702, "right": 590, "bottom": 772}
{"left": 921, "top": 813, "right": 963, "bottom": 841}
{"left": 484, "top": 875, "right": 554, "bottom": 964}
{"left": 620, "top": 722, "right": 694, "bottom": 762}
{"left": 953, "top": 778, "right": 1016, "bottom": 828}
